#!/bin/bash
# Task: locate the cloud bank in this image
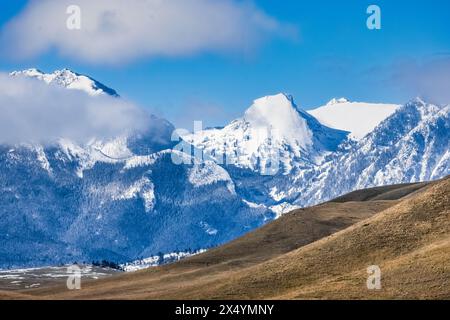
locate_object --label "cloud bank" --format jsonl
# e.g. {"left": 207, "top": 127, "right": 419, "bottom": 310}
{"left": 391, "top": 55, "right": 450, "bottom": 105}
{"left": 0, "top": 73, "right": 149, "bottom": 144}
{"left": 0, "top": 0, "right": 290, "bottom": 65}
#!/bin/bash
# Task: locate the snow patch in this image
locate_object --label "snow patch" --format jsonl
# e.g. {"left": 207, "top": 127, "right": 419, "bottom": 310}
{"left": 308, "top": 100, "right": 400, "bottom": 140}
{"left": 121, "top": 249, "right": 207, "bottom": 272}
{"left": 188, "top": 161, "right": 235, "bottom": 193}
{"left": 111, "top": 178, "right": 155, "bottom": 212}
{"left": 200, "top": 221, "right": 218, "bottom": 235}
{"left": 269, "top": 203, "right": 301, "bottom": 219}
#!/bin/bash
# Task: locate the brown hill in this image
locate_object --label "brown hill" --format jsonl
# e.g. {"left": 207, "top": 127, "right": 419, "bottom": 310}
{"left": 2, "top": 178, "right": 448, "bottom": 299}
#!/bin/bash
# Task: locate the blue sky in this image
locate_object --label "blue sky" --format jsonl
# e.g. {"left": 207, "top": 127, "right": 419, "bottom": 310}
{"left": 0, "top": 0, "right": 449, "bottom": 128}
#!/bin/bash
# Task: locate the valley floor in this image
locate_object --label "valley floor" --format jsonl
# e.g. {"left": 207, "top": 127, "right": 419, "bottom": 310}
{"left": 0, "top": 266, "right": 119, "bottom": 291}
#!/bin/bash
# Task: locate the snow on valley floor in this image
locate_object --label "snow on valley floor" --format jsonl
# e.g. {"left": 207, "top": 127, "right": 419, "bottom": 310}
{"left": 0, "top": 249, "right": 208, "bottom": 290}
{"left": 0, "top": 265, "right": 120, "bottom": 290}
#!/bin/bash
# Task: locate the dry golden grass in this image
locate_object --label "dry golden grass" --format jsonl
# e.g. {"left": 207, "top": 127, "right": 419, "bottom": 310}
{"left": 204, "top": 177, "right": 449, "bottom": 300}
{"left": 2, "top": 178, "right": 448, "bottom": 300}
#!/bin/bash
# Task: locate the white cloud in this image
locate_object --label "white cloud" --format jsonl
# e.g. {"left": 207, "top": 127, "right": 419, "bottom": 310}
{"left": 391, "top": 55, "right": 450, "bottom": 105}
{"left": 0, "top": 0, "right": 290, "bottom": 65}
{"left": 0, "top": 72, "right": 150, "bottom": 144}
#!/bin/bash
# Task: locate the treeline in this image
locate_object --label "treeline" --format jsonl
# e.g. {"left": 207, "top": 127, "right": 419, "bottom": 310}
{"left": 91, "top": 260, "right": 123, "bottom": 270}
{"left": 83, "top": 244, "right": 219, "bottom": 271}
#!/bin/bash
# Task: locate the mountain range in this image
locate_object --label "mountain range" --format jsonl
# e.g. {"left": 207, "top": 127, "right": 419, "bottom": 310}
{"left": 0, "top": 68, "right": 448, "bottom": 269}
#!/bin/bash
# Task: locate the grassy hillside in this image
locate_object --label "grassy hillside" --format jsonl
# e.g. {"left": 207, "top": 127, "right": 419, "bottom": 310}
{"left": 1, "top": 178, "right": 448, "bottom": 299}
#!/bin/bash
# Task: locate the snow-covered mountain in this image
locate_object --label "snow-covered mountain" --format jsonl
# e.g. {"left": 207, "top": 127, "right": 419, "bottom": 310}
{"left": 0, "top": 69, "right": 274, "bottom": 268}
{"left": 0, "top": 144, "right": 272, "bottom": 268}
{"left": 183, "top": 94, "right": 449, "bottom": 215}
{"left": 10, "top": 68, "right": 119, "bottom": 97}
{"left": 307, "top": 98, "right": 400, "bottom": 140}
{"left": 183, "top": 93, "right": 349, "bottom": 175}
{"left": 0, "top": 69, "right": 448, "bottom": 269}
{"left": 289, "top": 98, "right": 450, "bottom": 207}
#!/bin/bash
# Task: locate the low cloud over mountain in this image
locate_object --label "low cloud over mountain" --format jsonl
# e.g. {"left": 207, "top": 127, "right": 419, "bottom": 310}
{"left": 0, "top": 71, "right": 149, "bottom": 144}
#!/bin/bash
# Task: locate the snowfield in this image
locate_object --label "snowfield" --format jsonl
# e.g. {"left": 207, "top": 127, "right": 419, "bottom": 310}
{"left": 308, "top": 98, "right": 400, "bottom": 140}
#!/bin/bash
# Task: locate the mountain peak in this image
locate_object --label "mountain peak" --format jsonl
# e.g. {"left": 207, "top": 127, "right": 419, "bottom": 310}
{"left": 326, "top": 97, "right": 350, "bottom": 106}
{"left": 409, "top": 96, "right": 428, "bottom": 106}
{"left": 184, "top": 93, "right": 349, "bottom": 174}
{"left": 10, "top": 68, "right": 44, "bottom": 77}
{"left": 251, "top": 93, "right": 297, "bottom": 109}
{"left": 243, "top": 93, "right": 312, "bottom": 147}
{"left": 10, "top": 68, "right": 119, "bottom": 97}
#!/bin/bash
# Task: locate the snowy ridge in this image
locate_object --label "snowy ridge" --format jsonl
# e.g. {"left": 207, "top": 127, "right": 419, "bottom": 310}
{"left": 290, "top": 98, "right": 450, "bottom": 207}
{"left": 326, "top": 97, "right": 350, "bottom": 105}
{"left": 184, "top": 93, "right": 349, "bottom": 174}
{"left": 308, "top": 99, "right": 399, "bottom": 140}
{"left": 10, "top": 68, "right": 119, "bottom": 97}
